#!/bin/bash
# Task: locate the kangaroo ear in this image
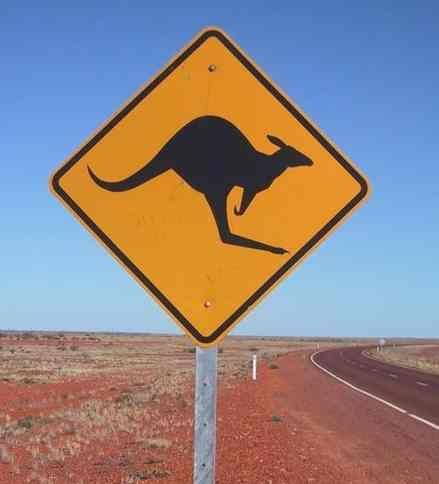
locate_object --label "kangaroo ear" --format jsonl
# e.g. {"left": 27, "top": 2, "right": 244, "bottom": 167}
{"left": 267, "top": 134, "right": 287, "bottom": 148}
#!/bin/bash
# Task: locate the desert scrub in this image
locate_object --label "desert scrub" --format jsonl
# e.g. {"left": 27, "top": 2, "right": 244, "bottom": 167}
{"left": 17, "top": 416, "right": 35, "bottom": 429}
{"left": 370, "top": 345, "right": 439, "bottom": 376}
{"left": 0, "top": 445, "right": 13, "bottom": 463}
{"left": 144, "top": 438, "right": 171, "bottom": 449}
{"left": 183, "top": 347, "right": 196, "bottom": 353}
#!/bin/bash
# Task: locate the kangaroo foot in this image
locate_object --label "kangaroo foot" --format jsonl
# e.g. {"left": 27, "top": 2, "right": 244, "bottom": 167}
{"left": 221, "top": 232, "right": 288, "bottom": 255}
{"left": 270, "top": 246, "right": 289, "bottom": 255}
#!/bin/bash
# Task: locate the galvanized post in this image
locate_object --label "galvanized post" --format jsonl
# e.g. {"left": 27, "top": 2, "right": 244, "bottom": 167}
{"left": 252, "top": 354, "right": 257, "bottom": 380}
{"left": 193, "top": 346, "right": 218, "bottom": 484}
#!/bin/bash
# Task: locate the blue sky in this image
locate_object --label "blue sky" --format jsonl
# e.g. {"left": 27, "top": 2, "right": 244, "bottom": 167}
{"left": 1, "top": 2, "right": 438, "bottom": 338}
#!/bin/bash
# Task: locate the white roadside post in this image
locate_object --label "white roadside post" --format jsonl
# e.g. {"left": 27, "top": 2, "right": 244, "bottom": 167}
{"left": 252, "top": 354, "right": 257, "bottom": 381}
{"left": 194, "top": 346, "right": 218, "bottom": 484}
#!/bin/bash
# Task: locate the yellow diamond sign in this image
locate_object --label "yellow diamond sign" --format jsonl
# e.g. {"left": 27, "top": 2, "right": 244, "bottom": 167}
{"left": 50, "top": 28, "right": 370, "bottom": 346}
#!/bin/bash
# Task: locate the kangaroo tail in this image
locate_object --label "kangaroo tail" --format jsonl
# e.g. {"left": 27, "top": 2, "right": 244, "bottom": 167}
{"left": 88, "top": 157, "right": 169, "bottom": 192}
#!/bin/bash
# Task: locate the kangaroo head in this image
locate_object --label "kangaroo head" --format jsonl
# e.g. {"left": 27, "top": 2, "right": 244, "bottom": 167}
{"left": 267, "top": 135, "right": 313, "bottom": 168}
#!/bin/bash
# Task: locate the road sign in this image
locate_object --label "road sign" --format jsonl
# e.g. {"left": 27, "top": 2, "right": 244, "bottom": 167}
{"left": 50, "top": 28, "right": 370, "bottom": 347}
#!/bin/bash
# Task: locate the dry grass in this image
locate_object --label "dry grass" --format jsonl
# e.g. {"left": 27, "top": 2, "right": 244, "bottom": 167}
{"left": 370, "top": 344, "right": 439, "bottom": 375}
{"left": 0, "top": 332, "right": 324, "bottom": 386}
{"left": 0, "top": 331, "right": 336, "bottom": 482}
{"left": 144, "top": 438, "right": 171, "bottom": 449}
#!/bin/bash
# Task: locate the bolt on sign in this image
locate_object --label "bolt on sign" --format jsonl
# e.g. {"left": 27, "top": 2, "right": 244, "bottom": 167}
{"left": 50, "top": 28, "right": 370, "bottom": 347}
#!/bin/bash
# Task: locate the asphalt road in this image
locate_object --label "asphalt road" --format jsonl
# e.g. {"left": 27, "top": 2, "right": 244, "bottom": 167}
{"left": 313, "top": 346, "right": 439, "bottom": 428}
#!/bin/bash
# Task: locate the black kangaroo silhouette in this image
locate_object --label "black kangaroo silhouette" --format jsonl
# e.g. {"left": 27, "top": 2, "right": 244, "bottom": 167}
{"left": 88, "top": 116, "right": 313, "bottom": 255}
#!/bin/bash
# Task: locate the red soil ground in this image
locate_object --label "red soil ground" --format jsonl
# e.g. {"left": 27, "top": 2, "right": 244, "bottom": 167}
{"left": 1, "top": 349, "right": 439, "bottom": 483}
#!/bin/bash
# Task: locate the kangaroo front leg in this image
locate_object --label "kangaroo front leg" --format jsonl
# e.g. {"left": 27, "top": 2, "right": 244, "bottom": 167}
{"left": 204, "top": 192, "right": 288, "bottom": 255}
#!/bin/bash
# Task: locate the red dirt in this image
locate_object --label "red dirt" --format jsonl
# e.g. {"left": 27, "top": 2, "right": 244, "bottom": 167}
{"left": 238, "top": 350, "right": 439, "bottom": 483}
{"left": 0, "top": 377, "right": 124, "bottom": 421}
{"left": 217, "top": 349, "right": 439, "bottom": 483}
{"left": 2, "top": 349, "right": 439, "bottom": 482}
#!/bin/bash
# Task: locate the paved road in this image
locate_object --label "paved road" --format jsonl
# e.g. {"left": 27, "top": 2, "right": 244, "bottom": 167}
{"left": 313, "top": 346, "right": 439, "bottom": 428}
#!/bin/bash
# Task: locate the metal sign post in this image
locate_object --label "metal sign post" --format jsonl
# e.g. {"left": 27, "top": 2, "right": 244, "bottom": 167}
{"left": 194, "top": 346, "right": 218, "bottom": 484}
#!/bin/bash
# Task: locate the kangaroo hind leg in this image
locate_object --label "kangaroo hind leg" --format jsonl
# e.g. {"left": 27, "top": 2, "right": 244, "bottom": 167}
{"left": 204, "top": 191, "right": 288, "bottom": 255}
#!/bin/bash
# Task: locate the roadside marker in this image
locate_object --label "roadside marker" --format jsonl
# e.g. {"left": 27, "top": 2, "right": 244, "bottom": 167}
{"left": 252, "top": 354, "right": 257, "bottom": 381}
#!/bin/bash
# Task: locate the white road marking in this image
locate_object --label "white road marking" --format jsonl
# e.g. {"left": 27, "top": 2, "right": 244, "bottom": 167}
{"left": 409, "top": 414, "right": 439, "bottom": 428}
{"left": 389, "top": 373, "right": 398, "bottom": 379}
{"left": 310, "top": 351, "right": 439, "bottom": 432}
{"left": 416, "top": 381, "right": 429, "bottom": 387}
